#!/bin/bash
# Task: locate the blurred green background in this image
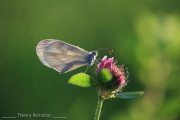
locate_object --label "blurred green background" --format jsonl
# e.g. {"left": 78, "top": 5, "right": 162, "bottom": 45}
{"left": 0, "top": 0, "right": 180, "bottom": 120}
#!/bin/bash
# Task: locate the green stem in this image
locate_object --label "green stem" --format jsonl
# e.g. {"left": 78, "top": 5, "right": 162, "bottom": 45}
{"left": 94, "top": 97, "right": 104, "bottom": 120}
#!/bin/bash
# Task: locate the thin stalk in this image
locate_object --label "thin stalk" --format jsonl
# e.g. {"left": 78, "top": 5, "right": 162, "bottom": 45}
{"left": 94, "top": 97, "right": 104, "bottom": 120}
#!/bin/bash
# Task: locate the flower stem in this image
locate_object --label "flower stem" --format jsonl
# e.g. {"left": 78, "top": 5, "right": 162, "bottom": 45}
{"left": 94, "top": 97, "right": 104, "bottom": 120}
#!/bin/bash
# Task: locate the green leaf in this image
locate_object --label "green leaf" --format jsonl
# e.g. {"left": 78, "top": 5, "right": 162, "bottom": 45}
{"left": 98, "top": 69, "right": 112, "bottom": 83}
{"left": 68, "top": 73, "right": 91, "bottom": 87}
{"left": 114, "top": 91, "right": 144, "bottom": 99}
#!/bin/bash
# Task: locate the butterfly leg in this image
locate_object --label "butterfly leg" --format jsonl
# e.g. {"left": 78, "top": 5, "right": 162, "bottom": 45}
{"left": 84, "top": 66, "right": 89, "bottom": 73}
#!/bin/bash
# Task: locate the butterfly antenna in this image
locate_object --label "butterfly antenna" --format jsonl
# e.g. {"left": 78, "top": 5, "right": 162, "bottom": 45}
{"left": 96, "top": 48, "right": 113, "bottom": 54}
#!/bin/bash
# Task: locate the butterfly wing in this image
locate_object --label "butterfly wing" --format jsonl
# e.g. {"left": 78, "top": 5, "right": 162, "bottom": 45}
{"left": 36, "top": 39, "right": 90, "bottom": 73}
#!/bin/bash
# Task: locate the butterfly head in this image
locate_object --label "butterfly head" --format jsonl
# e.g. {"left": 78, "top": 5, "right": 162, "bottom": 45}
{"left": 88, "top": 51, "right": 98, "bottom": 66}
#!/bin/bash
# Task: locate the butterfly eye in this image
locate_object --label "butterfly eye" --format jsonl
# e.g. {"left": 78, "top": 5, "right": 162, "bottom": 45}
{"left": 92, "top": 51, "right": 98, "bottom": 56}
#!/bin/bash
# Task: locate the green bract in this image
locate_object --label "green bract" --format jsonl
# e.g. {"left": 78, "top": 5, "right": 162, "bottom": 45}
{"left": 114, "top": 91, "right": 144, "bottom": 99}
{"left": 98, "top": 69, "right": 112, "bottom": 83}
{"left": 68, "top": 73, "right": 91, "bottom": 87}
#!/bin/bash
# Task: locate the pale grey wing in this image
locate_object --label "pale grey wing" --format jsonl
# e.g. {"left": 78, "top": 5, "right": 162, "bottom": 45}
{"left": 36, "top": 39, "right": 89, "bottom": 73}
{"left": 43, "top": 52, "right": 89, "bottom": 73}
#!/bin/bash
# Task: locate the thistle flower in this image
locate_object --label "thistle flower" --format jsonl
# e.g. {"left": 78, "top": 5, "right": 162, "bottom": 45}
{"left": 96, "top": 56, "right": 127, "bottom": 98}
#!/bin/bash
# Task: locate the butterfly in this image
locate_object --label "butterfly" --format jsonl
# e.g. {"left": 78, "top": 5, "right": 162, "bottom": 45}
{"left": 36, "top": 39, "right": 98, "bottom": 73}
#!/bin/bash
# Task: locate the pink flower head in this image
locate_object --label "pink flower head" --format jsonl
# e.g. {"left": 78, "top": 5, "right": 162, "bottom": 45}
{"left": 96, "top": 56, "right": 127, "bottom": 90}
